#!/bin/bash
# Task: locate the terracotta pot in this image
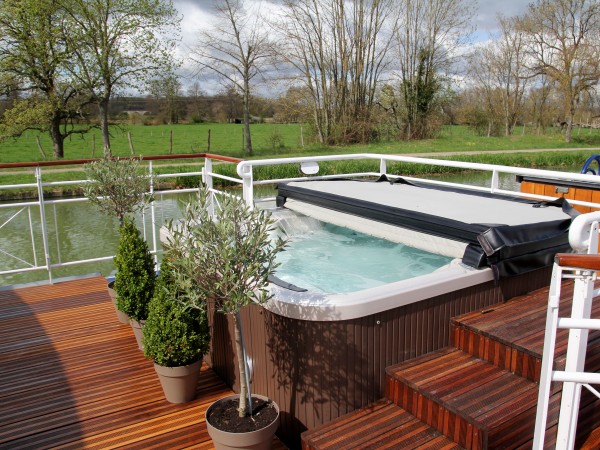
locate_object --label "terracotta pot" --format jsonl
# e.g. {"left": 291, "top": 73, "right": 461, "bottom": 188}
{"left": 206, "top": 394, "right": 279, "bottom": 450}
{"left": 107, "top": 281, "right": 129, "bottom": 324}
{"left": 153, "top": 360, "right": 201, "bottom": 403}
{"left": 129, "top": 319, "right": 145, "bottom": 351}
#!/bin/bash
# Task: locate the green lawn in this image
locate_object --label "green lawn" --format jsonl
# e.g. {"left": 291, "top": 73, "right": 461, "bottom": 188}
{"left": 2, "top": 123, "right": 600, "bottom": 163}
{"left": 1, "top": 123, "right": 600, "bottom": 193}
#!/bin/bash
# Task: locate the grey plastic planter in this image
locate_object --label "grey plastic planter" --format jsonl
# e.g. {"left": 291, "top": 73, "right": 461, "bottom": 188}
{"left": 107, "top": 281, "right": 129, "bottom": 324}
{"left": 206, "top": 394, "right": 279, "bottom": 450}
{"left": 153, "top": 360, "right": 201, "bottom": 403}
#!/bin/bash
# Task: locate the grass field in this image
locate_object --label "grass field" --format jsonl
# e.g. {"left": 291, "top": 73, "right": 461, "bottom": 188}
{"left": 1, "top": 123, "right": 600, "bottom": 193}
{"left": 2, "top": 123, "right": 600, "bottom": 163}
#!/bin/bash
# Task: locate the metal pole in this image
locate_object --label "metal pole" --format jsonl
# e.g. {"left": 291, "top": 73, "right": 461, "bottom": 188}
{"left": 149, "top": 161, "right": 158, "bottom": 268}
{"left": 53, "top": 204, "right": 61, "bottom": 264}
{"left": 35, "top": 167, "right": 52, "bottom": 283}
{"left": 204, "top": 157, "right": 215, "bottom": 217}
{"left": 28, "top": 207, "right": 38, "bottom": 267}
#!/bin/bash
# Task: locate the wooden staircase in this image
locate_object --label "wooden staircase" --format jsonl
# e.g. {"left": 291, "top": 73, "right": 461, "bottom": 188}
{"left": 301, "top": 282, "right": 600, "bottom": 449}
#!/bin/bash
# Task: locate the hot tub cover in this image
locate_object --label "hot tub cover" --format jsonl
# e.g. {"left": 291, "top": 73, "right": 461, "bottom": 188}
{"left": 276, "top": 177, "right": 576, "bottom": 280}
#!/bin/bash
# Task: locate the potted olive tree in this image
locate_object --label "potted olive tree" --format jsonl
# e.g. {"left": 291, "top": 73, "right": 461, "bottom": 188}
{"left": 142, "top": 259, "right": 210, "bottom": 403}
{"left": 83, "top": 155, "right": 155, "bottom": 325}
{"left": 166, "top": 188, "right": 286, "bottom": 450}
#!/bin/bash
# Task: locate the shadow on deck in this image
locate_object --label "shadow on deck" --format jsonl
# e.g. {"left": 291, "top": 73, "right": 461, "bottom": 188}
{"left": 0, "top": 275, "right": 286, "bottom": 449}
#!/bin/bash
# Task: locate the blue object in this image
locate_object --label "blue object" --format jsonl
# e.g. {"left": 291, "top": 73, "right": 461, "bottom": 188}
{"left": 580, "top": 154, "right": 600, "bottom": 175}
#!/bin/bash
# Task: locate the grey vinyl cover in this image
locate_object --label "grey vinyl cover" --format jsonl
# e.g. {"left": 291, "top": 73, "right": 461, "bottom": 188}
{"left": 276, "top": 178, "right": 576, "bottom": 279}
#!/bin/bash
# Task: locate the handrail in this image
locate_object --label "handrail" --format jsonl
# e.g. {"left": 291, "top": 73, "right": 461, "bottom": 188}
{"left": 555, "top": 253, "right": 600, "bottom": 270}
{"left": 235, "top": 152, "right": 600, "bottom": 207}
{"left": 0, "top": 153, "right": 242, "bottom": 170}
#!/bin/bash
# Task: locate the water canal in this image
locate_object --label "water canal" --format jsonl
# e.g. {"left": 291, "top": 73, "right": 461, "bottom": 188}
{"left": 0, "top": 169, "right": 570, "bottom": 286}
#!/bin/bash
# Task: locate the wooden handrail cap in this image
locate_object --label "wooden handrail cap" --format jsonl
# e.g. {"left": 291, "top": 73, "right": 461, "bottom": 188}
{"left": 555, "top": 253, "right": 600, "bottom": 271}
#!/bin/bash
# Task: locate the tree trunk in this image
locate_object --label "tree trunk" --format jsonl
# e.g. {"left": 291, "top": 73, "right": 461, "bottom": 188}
{"left": 98, "top": 97, "right": 111, "bottom": 156}
{"left": 243, "top": 77, "right": 253, "bottom": 156}
{"left": 233, "top": 312, "right": 249, "bottom": 417}
{"left": 49, "top": 114, "right": 64, "bottom": 159}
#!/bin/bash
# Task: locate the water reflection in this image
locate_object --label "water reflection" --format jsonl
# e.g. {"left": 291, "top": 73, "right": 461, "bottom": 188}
{"left": 0, "top": 192, "right": 194, "bottom": 286}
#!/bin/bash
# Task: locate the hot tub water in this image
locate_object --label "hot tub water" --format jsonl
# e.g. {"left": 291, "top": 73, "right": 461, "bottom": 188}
{"left": 273, "top": 210, "right": 453, "bottom": 294}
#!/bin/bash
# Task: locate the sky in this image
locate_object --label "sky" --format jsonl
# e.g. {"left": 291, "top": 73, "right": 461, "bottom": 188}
{"left": 172, "top": 0, "right": 531, "bottom": 94}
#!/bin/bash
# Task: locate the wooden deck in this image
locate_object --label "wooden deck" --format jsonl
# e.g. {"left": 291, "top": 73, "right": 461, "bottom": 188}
{"left": 0, "top": 275, "right": 287, "bottom": 449}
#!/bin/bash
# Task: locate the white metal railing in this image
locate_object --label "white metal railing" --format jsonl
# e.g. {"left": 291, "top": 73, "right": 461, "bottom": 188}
{"left": 0, "top": 154, "right": 242, "bottom": 284}
{"left": 3, "top": 152, "right": 600, "bottom": 285}
{"left": 236, "top": 153, "right": 600, "bottom": 208}
{"left": 533, "top": 211, "right": 600, "bottom": 449}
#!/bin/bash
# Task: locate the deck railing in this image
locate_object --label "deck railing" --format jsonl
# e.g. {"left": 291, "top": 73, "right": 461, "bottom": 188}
{"left": 236, "top": 153, "right": 600, "bottom": 209}
{"left": 3, "top": 152, "right": 600, "bottom": 285}
{"left": 0, "top": 153, "right": 242, "bottom": 283}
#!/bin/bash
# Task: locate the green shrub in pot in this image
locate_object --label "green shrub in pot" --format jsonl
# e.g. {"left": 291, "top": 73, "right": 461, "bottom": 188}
{"left": 113, "top": 217, "right": 156, "bottom": 323}
{"left": 143, "top": 264, "right": 210, "bottom": 367}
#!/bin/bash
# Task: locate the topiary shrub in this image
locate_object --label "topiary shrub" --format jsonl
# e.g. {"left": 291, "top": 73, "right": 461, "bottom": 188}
{"left": 114, "top": 217, "right": 156, "bottom": 322}
{"left": 142, "top": 263, "right": 210, "bottom": 367}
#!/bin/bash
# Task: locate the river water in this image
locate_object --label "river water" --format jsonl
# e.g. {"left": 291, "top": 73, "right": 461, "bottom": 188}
{"left": 0, "top": 169, "right": 571, "bottom": 286}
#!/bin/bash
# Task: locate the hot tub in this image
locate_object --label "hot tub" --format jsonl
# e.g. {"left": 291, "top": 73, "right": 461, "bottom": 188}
{"left": 208, "top": 178, "right": 571, "bottom": 447}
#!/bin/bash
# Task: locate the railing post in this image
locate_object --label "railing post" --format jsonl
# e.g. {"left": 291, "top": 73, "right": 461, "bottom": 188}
{"left": 35, "top": 167, "right": 52, "bottom": 283}
{"left": 148, "top": 161, "right": 158, "bottom": 268}
{"left": 379, "top": 158, "right": 387, "bottom": 176}
{"left": 555, "top": 269, "right": 595, "bottom": 449}
{"left": 491, "top": 170, "right": 500, "bottom": 193}
{"left": 241, "top": 164, "right": 253, "bottom": 208}
{"left": 204, "top": 157, "right": 215, "bottom": 216}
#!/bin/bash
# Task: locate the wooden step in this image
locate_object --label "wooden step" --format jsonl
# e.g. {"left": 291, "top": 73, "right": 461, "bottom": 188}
{"left": 301, "top": 399, "right": 464, "bottom": 450}
{"left": 450, "top": 281, "right": 600, "bottom": 382}
{"left": 386, "top": 348, "right": 548, "bottom": 450}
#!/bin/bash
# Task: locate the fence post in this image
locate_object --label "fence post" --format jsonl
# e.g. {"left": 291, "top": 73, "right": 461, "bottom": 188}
{"left": 36, "top": 167, "right": 53, "bottom": 283}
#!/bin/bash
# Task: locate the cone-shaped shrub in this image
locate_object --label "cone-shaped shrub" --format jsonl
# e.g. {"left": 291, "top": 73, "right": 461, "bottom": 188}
{"left": 114, "top": 217, "right": 156, "bottom": 322}
{"left": 142, "top": 261, "right": 210, "bottom": 367}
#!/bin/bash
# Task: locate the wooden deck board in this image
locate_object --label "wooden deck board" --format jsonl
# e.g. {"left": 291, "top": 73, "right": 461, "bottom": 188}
{"left": 0, "top": 276, "right": 287, "bottom": 449}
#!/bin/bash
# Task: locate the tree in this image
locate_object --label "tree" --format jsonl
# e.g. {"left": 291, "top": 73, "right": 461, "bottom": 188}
{"left": 60, "top": 0, "right": 181, "bottom": 155}
{"left": 518, "top": 0, "right": 600, "bottom": 143}
{"left": 468, "top": 16, "right": 530, "bottom": 136}
{"left": 392, "top": 0, "right": 476, "bottom": 139}
{"left": 0, "top": 0, "right": 91, "bottom": 159}
{"left": 191, "top": 0, "right": 273, "bottom": 156}
{"left": 275, "top": 0, "right": 395, "bottom": 145}
{"left": 148, "top": 73, "right": 185, "bottom": 124}
{"left": 187, "top": 82, "right": 209, "bottom": 123}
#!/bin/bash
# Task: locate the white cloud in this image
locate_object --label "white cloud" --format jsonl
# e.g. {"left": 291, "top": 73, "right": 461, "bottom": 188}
{"left": 171, "top": 0, "right": 532, "bottom": 94}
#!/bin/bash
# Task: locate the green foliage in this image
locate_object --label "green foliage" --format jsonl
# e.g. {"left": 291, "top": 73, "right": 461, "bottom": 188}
{"left": 142, "top": 263, "right": 210, "bottom": 367}
{"left": 114, "top": 217, "right": 156, "bottom": 321}
{"left": 165, "top": 187, "right": 286, "bottom": 417}
{"left": 167, "top": 188, "right": 287, "bottom": 315}
{"left": 0, "top": 98, "right": 53, "bottom": 139}
{"left": 83, "top": 156, "right": 153, "bottom": 225}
